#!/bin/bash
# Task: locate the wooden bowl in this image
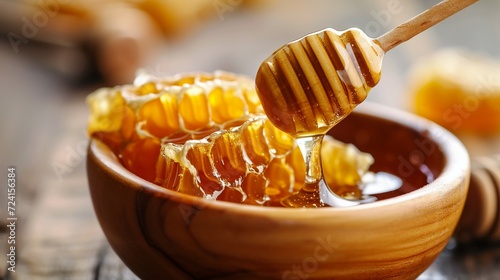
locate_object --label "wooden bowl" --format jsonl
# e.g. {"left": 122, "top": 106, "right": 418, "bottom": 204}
{"left": 87, "top": 102, "right": 470, "bottom": 280}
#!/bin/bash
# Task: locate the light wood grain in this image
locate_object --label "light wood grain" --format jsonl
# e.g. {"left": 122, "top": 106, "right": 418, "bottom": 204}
{"left": 376, "top": 0, "right": 479, "bottom": 52}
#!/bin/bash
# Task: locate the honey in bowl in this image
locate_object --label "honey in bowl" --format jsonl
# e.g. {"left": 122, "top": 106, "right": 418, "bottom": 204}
{"left": 87, "top": 71, "right": 379, "bottom": 207}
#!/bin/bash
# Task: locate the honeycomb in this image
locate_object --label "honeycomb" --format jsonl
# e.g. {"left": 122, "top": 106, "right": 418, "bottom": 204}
{"left": 87, "top": 71, "right": 261, "bottom": 182}
{"left": 410, "top": 49, "right": 500, "bottom": 134}
{"left": 87, "top": 71, "right": 373, "bottom": 206}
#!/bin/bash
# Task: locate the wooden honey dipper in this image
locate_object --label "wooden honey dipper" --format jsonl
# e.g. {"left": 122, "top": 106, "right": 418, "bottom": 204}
{"left": 456, "top": 155, "right": 500, "bottom": 244}
{"left": 255, "top": 0, "right": 479, "bottom": 207}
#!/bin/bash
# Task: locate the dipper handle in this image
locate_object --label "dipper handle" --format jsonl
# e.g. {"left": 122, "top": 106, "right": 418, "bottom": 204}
{"left": 376, "top": 0, "right": 479, "bottom": 52}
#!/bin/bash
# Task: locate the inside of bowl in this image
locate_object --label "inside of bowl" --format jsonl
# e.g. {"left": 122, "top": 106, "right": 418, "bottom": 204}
{"left": 329, "top": 109, "right": 446, "bottom": 200}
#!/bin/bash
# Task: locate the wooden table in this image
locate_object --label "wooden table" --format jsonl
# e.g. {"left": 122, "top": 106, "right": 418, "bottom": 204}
{"left": 2, "top": 1, "right": 500, "bottom": 279}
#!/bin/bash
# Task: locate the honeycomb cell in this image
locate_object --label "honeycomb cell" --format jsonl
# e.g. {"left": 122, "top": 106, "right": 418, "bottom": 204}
{"left": 210, "top": 131, "right": 248, "bottom": 187}
{"left": 184, "top": 141, "right": 223, "bottom": 198}
{"left": 209, "top": 87, "right": 246, "bottom": 124}
{"left": 177, "top": 171, "right": 205, "bottom": 198}
{"left": 138, "top": 94, "right": 180, "bottom": 138}
{"left": 240, "top": 117, "right": 271, "bottom": 171}
{"left": 241, "top": 173, "right": 267, "bottom": 205}
{"left": 179, "top": 86, "right": 211, "bottom": 130}
{"left": 217, "top": 186, "right": 246, "bottom": 203}
{"left": 120, "top": 137, "right": 161, "bottom": 182}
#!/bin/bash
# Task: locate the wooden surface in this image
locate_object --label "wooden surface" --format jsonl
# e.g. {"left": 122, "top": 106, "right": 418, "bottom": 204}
{"left": 2, "top": 0, "right": 500, "bottom": 279}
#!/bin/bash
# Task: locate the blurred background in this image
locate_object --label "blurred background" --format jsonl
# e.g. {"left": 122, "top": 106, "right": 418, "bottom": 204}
{"left": 1, "top": 0, "right": 500, "bottom": 279}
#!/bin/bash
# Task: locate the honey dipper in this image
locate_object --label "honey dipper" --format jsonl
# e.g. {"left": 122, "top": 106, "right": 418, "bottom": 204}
{"left": 456, "top": 155, "right": 500, "bottom": 244}
{"left": 255, "top": 0, "right": 479, "bottom": 207}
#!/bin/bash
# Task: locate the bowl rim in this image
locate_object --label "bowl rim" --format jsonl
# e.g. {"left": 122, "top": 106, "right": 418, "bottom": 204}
{"left": 88, "top": 102, "right": 470, "bottom": 216}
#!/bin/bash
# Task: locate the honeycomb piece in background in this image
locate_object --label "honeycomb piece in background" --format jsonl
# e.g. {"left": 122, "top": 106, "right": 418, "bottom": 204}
{"left": 410, "top": 49, "right": 500, "bottom": 134}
